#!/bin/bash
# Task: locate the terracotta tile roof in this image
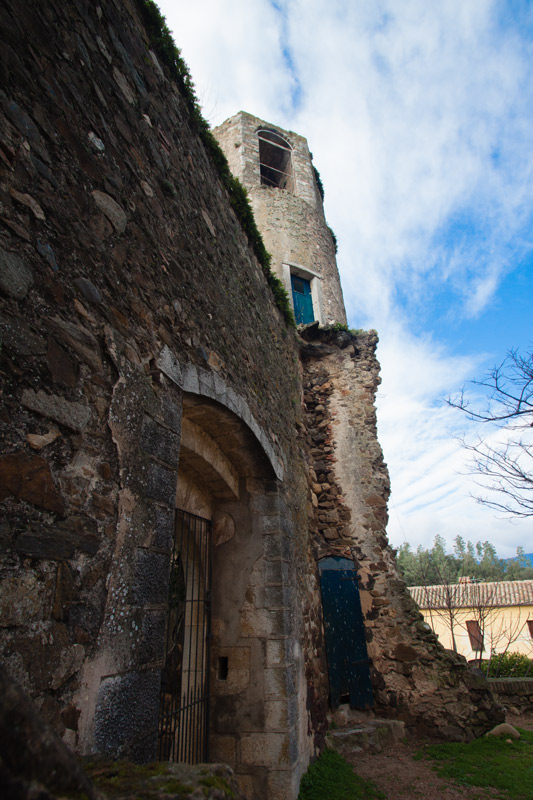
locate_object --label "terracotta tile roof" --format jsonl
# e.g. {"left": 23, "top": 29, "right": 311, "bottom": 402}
{"left": 409, "top": 580, "right": 533, "bottom": 609}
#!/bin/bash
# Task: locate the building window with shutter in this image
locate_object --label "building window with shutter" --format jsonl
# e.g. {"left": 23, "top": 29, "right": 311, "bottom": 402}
{"left": 466, "top": 620, "right": 484, "bottom": 651}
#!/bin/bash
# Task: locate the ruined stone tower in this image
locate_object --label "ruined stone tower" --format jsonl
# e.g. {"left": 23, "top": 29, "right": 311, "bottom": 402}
{"left": 214, "top": 112, "right": 346, "bottom": 327}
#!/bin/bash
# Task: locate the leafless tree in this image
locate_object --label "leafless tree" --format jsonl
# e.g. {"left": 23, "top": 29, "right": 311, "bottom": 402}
{"left": 448, "top": 348, "right": 533, "bottom": 517}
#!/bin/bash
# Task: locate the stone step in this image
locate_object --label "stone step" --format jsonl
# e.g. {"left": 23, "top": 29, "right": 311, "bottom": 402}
{"left": 327, "top": 718, "right": 405, "bottom": 756}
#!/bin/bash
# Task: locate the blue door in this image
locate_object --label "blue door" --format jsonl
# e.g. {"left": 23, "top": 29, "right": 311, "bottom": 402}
{"left": 318, "top": 557, "right": 374, "bottom": 709}
{"left": 291, "top": 274, "right": 314, "bottom": 324}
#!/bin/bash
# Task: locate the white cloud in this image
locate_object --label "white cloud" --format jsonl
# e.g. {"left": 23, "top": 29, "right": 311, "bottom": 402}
{"left": 157, "top": 0, "right": 533, "bottom": 558}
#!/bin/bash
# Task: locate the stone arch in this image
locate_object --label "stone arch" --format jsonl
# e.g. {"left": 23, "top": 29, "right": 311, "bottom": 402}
{"left": 170, "top": 391, "right": 288, "bottom": 795}
{"left": 78, "top": 357, "right": 303, "bottom": 797}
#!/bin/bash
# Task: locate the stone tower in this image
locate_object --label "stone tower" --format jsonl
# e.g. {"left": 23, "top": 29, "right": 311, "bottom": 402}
{"left": 214, "top": 112, "right": 347, "bottom": 327}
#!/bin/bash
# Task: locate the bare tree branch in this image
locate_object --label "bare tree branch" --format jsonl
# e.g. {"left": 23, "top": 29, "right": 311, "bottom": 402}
{"left": 449, "top": 348, "right": 533, "bottom": 516}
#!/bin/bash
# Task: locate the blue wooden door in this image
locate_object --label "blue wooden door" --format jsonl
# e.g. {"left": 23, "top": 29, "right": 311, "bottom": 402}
{"left": 318, "top": 557, "right": 373, "bottom": 709}
{"left": 291, "top": 274, "right": 314, "bottom": 324}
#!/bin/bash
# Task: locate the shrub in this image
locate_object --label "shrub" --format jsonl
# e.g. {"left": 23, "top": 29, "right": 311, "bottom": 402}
{"left": 481, "top": 652, "right": 532, "bottom": 678}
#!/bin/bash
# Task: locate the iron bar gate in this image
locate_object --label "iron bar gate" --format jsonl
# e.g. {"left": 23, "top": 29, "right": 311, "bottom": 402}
{"left": 158, "top": 509, "right": 212, "bottom": 763}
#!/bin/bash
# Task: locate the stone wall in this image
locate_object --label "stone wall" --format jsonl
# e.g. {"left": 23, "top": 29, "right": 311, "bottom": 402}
{"left": 299, "top": 324, "right": 503, "bottom": 741}
{"left": 488, "top": 679, "right": 533, "bottom": 715}
{"left": 0, "top": 1, "right": 313, "bottom": 795}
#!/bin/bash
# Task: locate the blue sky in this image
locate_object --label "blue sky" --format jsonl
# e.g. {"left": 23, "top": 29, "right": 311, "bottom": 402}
{"left": 157, "top": 0, "right": 532, "bottom": 557}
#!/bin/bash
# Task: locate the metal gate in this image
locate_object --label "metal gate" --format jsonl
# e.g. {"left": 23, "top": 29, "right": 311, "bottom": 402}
{"left": 158, "top": 510, "right": 212, "bottom": 763}
{"left": 318, "top": 556, "right": 374, "bottom": 709}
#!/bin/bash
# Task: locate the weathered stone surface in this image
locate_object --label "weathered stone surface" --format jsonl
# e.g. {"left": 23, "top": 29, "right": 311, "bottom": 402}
{"left": 46, "top": 317, "right": 102, "bottom": 372}
{"left": 21, "top": 389, "right": 91, "bottom": 432}
{"left": 0, "top": 665, "right": 98, "bottom": 799}
{"left": 73, "top": 277, "right": 102, "bottom": 304}
{"left": 36, "top": 239, "right": 59, "bottom": 270}
{"left": 132, "top": 549, "right": 169, "bottom": 605}
{"left": 393, "top": 643, "right": 419, "bottom": 662}
{"left": 9, "top": 188, "right": 45, "bottom": 219}
{"left": 50, "top": 644, "right": 85, "bottom": 690}
{"left": 0, "top": 452, "right": 64, "bottom": 513}
{"left": 91, "top": 190, "right": 127, "bottom": 233}
{"left": 0, "top": 245, "right": 33, "bottom": 299}
{"left": 0, "top": 572, "right": 52, "bottom": 627}
{"left": 47, "top": 337, "right": 78, "bottom": 386}
{"left": 15, "top": 516, "right": 99, "bottom": 559}
{"left": 486, "top": 722, "right": 520, "bottom": 739}
{"left": 94, "top": 669, "right": 160, "bottom": 762}
{"left": 0, "top": 312, "right": 45, "bottom": 356}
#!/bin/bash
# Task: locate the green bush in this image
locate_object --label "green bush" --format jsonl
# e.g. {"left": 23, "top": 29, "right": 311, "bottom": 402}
{"left": 481, "top": 652, "right": 532, "bottom": 678}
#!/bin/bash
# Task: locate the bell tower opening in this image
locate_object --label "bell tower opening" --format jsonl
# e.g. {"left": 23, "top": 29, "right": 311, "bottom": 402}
{"left": 257, "top": 129, "right": 293, "bottom": 190}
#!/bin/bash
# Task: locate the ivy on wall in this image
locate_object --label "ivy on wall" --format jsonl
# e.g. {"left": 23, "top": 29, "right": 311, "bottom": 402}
{"left": 135, "top": 0, "right": 295, "bottom": 327}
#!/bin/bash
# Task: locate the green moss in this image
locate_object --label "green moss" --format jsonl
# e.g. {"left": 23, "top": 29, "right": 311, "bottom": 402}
{"left": 134, "top": 0, "right": 295, "bottom": 327}
{"left": 160, "top": 778, "right": 196, "bottom": 795}
{"left": 200, "top": 774, "right": 235, "bottom": 798}
{"left": 312, "top": 165, "right": 325, "bottom": 201}
{"left": 327, "top": 225, "right": 338, "bottom": 254}
{"left": 85, "top": 759, "right": 193, "bottom": 799}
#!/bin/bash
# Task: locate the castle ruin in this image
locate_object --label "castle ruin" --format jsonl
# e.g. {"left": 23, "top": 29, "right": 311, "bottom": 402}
{"left": 0, "top": 1, "right": 502, "bottom": 798}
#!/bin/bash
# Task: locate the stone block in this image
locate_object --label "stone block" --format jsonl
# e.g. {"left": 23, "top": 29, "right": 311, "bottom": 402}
{"left": 0, "top": 452, "right": 64, "bottom": 513}
{"left": 268, "top": 768, "right": 300, "bottom": 800}
{"left": 240, "top": 733, "right": 291, "bottom": 767}
{"left": 264, "top": 667, "right": 291, "bottom": 699}
{"left": 209, "top": 734, "right": 236, "bottom": 764}
{"left": 264, "top": 700, "right": 288, "bottom": 730}
{"left": 239, "top": 608, "right": 286, "bottom": 638}
{"left": 21, "top": 389, "right": 91, "bottom": 432}
{"left": 137, "top": 610, "right": 166, "bottom": 665}
{"left": 213, "top": 646, "right": 251, "bottom": 695}
{"left": 0, "top": 571, "right": 53, "bottom": 626}
{"left": 144, "top": 461, "right": 177, "bottom": 505}
{"left": 266, "top": 640, "right": 286, "bottom": 668}
{"left": 50, "top": 643, "right": 85, "bottom": 689}
{"left": 250, "top": 494, "right": 279, "bottom": 516}
{"left": 0, "top": 313, "right": 46, "bottom": 357}
{"left": 94, "top": 669, "right": 160, "bottom": 761}
{"left": 16, "top": 516, "right": 99, "bottom": 559}
{"left": 132, "top": 549, "right": 170, "bottom": 605}
{"left": 0, "top": 245, "right": 33, "bottom": 299}
{"left": 47, "top": 317, "right": 102, "bottom": 372}
{"left": 47, "top": 337, "right": 78, "bottom": 386}
{"left": 152, "top": 506, "right": 174, "bottom": 551}
{"left": 140, "top": 417, "right": 180, "bottom": 468}
{"left": 264, "top": 585, "right": 285, "bottom": 609}
{"left": 91, "top": 190, "right": 128, "bottom": 233}
{"left": 263, "top": 534, "right": 281, "bottom": 559}
{"left": 264, "top": 559, "right": 285, "bottom": 584}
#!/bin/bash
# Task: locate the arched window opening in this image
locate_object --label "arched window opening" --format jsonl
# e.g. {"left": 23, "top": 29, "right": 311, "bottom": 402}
{"left": 257, "top": 129, "right": 293, "bottom": 190}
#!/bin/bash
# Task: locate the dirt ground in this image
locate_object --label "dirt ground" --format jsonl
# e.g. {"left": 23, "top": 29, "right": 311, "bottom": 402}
{"left": 347, "top": 713, "right": 533, "bottom": 800}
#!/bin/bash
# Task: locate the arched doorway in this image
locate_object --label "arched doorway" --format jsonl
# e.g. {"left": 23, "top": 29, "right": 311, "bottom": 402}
{"left": 157, "top": 392, "right": 285, "bottom": 781}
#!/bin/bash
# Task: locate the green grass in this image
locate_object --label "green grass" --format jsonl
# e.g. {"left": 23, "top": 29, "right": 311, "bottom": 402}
{"left": 418, "top": 728, "right": 533, "bottom": 799}
{"left": 298, "top": 748, "right": 385, "bottom": 800}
